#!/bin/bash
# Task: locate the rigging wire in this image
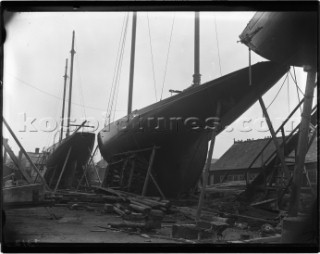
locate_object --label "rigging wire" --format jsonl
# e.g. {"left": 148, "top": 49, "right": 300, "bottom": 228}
{"left": 105, "top": 13, "right": 129, "bottom": 124}
{"left": 266, "top": 72, "right": 289, "bottom": 110}
{"left": 105, "top": 13, "right": 128, "bottom": 118}
{"left": 110, "top": 13, "right": 130, "bottom": 122}
{"left": 289, "top": 68, "right": 305, "bottom": 96}
{"left": 112, "top": 21, "right": 129, "bottom": 122}
{"left": 6, "top": 74, "right": 107, "bottom": 111}
{"left": 147, "top": 13, "right": 158, "bottom": 101}
{"left": 289, "top": 67, "right": 304, "bottom": 114}
{"left": 214, "top": 15, "right": 222, "bottom": 77}
{"left": 160, "top": 13, "right": 175, "bottom": 101}
{"left": 287, "top": 70, "right": 290, "bottom": 113}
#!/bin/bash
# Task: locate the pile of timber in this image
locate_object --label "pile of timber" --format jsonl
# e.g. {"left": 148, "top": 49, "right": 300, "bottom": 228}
{"left": 50, "top": 187, "right": 172, "bottom": 230}
{"left": 205, "top": 181, "right": 247, "bottom": 195}
{"left": 103, "top": 159, "right": 148, "bottom": 194}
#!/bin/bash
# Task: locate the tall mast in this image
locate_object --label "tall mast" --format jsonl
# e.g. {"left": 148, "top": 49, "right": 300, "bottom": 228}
{"left": 127, "top": 12, "right": 137, "bottom": 115}
{"left": 192, "top": 12, "right": 201, "bottom": 86}
{"left": 60, "top": 58, "right": 68, "bottom": 142}
{"left": 66, "top": 30, "right": 76, "bottom": 137}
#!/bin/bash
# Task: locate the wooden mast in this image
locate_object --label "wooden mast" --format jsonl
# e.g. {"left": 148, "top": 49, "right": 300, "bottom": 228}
{"left": 127, "top": 12, "right": 137, "bottom": 115}
{"left": 192, "top": 12, "right": 201, "bottom": 86}
{"left": 67, "top": 30, "right": 76, "bottom": 137}
{"left": 60, "top": 58, "right": 68, "bottom": 142}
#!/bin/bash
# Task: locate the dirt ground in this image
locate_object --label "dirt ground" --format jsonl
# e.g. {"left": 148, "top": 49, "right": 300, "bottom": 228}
{"left": 3, "top": 206, "right": 179, "bottom": 244}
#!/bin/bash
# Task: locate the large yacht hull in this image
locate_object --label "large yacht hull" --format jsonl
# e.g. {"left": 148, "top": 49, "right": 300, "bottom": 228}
{"left": 98, "top": 61, "right": 289, "bottom": 197}
{"left": 239, "top": 12, "right": 317, "bottom": 68}
{"left": 44, "top": 132, "right": 95, "bottom": 189}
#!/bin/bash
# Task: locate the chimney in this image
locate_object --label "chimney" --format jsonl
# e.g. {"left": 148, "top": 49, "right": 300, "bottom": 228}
{"left": 35, "top": 148, "right": 40, "bottom": 154}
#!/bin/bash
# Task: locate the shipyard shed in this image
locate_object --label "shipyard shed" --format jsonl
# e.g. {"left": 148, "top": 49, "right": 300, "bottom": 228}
{"left": 208, "top": 137, "right": 284, "bottom": 185}
{"left": 285, "top": 137, "right": 317, "bottom": 186}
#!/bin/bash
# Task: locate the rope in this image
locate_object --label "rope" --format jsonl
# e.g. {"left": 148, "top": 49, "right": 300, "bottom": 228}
{"left": 147, "top": 13, "right": 158, "bottom": 101}
{"left": 214, "top": 16, "right": 222, "bottom": 76}
{"left": 266, "top": 72, "right": 289, "bottom": 110}
{"left": 160, "top": 13, "right": 175, "bottom": 101}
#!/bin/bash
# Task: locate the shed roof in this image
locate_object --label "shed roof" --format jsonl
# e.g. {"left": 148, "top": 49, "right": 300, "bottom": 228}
{"left": 211, "top": 137, "right": 283, "bottom": 171}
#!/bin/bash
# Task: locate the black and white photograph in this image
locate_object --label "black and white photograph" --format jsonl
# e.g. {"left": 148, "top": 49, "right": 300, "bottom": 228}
{"left": 1, "top": 2, "right": 318, "bottom": 252}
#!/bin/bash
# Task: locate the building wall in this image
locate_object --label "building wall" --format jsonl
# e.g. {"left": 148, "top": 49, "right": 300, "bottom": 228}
{"left": 208, "top": 169, "right": 260, "bottom": 185}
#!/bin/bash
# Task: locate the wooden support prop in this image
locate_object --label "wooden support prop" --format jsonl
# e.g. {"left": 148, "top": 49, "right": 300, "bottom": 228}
{"left": 289, "top": 69, "right": 316, "bottom": 216}
{"left": 88, "top": 146, "right": 101, "bottom": 184}
{"left": 3, "top": 138, "right": 8, "bottom": 163}
{"left": 114, "top": 146, "right": 159, "bottom": 157}
{"left": 54, "top": 147, "right": 72, "bottom": 192}
{"left": 76, "top": 166, "right": 88, "bottom": 191}
{"left": 277, "top": 126, "right": 317, "bottom": 207}
{"left": 245, "top": 171, "right": 249, "bottom": 186}
{"left": 93, "top": 165, "right": 102, "bottom": 185}
{"left": 127, "top": 159, "right": 135, "bottom": 191}
{"left": 77, "top": 146, "right": 98, "bottom": 190}
{"left": 108, "top": 159, "right": 124, "bottom": 166}
{"left": 82, "top": 165, "right": 90, "bottom": 187}
{"left": 120, "top": 158, "right": 129, "bottom": 187}
{"left": 258, "top": 97, "right": 290, "bottom": 179}
{"left": 87, "top": 145, "right": 102, "bottom": 185}
{"left": 303, "top": 166, "right": 315, "bottom": 197}
{"left": 245, "top": 98, "right": 306, "bottom": 180}
{"left": 196, "top": 102, "right": 221, "bottom": 222}
{"left": 2, "top": 139, "right": 32, "bottom": 184}
{"left": 101, "top": 164, "right": 110, "bottom": 187}
{"left": 142, "top": 145, "right": 157, "bottom": 197}
{"left": 2, "top": 118, "right": 49, "bottom": 189}
{"left": 149, "top": 172, "right": 166, "bottom": 200}
{"left": 250, "top": 198, "right": 278, "bottom": 207}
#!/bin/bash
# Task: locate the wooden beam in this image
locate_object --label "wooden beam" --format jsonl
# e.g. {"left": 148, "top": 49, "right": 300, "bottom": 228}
{"left": 149, "top": 172, "right": 166, "bottom": 200}
{"left": 142, "top": 145, "right": 157, "bottom": 196}
{"left": 229, "top": 234, "right": 281, "bottom": 243}
{"left": 250, "top": 198, "right": 278, "bottom": 207}
{"left": 196, "top": 102, "right": 221, "bottom": 222}
{"left": 119, "top": 158, "right": 129, "bottom": 187}
{"left": 246, "top": 98, "right": 305, "bottom": 173}
{"left": 127, "top": 159, "right": 135, "bottom": 191}
{"left": 54, "top": 146, "right": 72, "bottom": 192}
{"left": 258, "top": 97, "right": 290, "bottom": 179}
{"left": 2, "top": 117, "right": 49, "bottom": 189}
{"left": 101, "top": 164, "right": 110, "bottom": 187}
{"left": 289, "top": 69, "right": 316, "bottom": 216}
{"left": 2, "top": 138, "right": 32, "bottom": 184}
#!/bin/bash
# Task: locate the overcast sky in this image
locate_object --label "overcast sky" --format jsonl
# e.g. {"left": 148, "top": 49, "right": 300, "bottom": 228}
{"left": 3, "top": 11, "right": 316, "bottom": 161}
